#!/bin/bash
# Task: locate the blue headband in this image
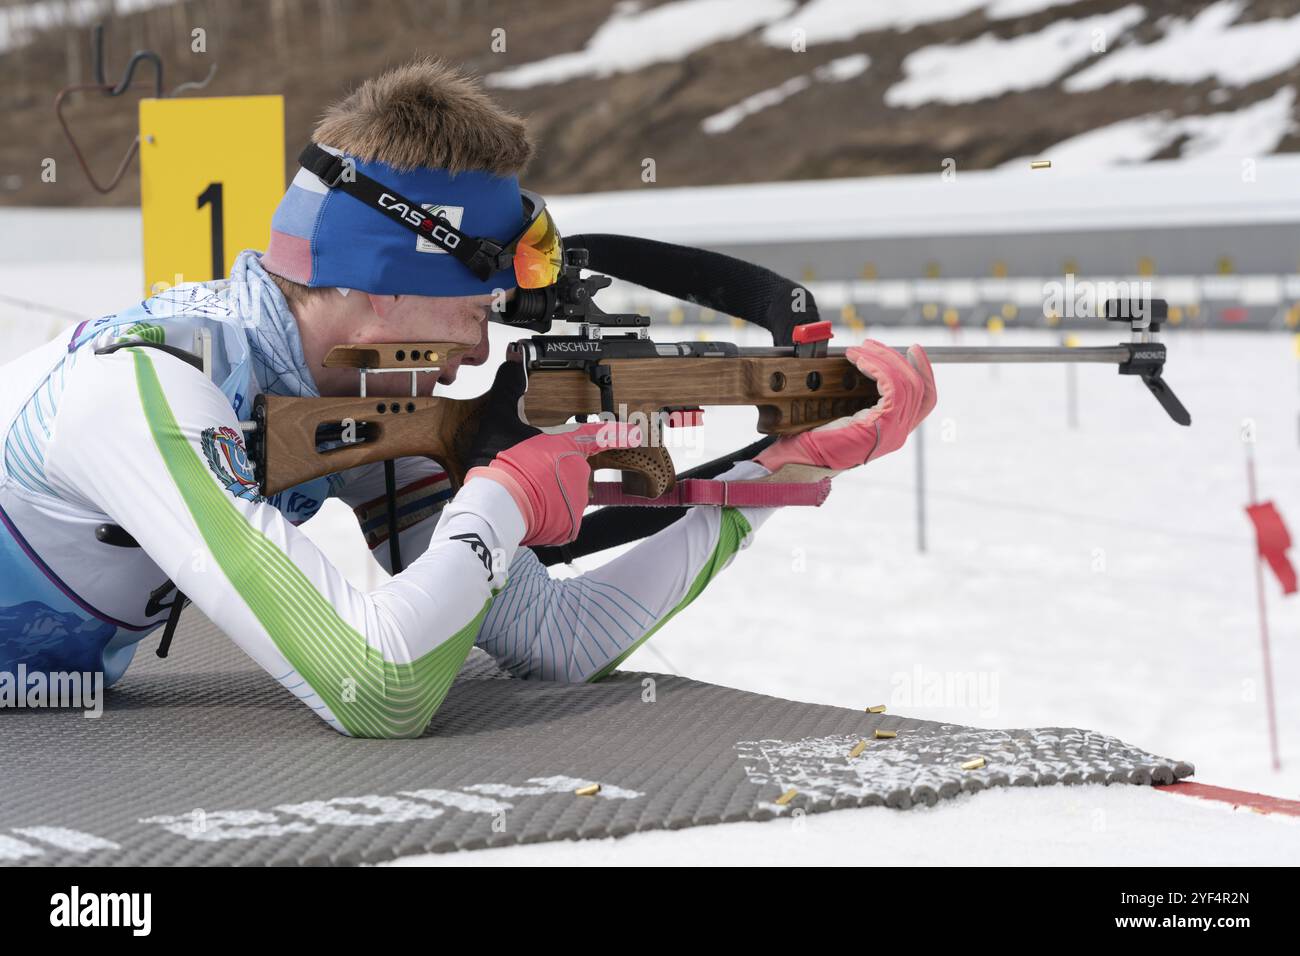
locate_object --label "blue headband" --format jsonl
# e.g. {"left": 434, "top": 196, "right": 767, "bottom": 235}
{"left": 263, "top": 147, "right": 527, "bottom": 296}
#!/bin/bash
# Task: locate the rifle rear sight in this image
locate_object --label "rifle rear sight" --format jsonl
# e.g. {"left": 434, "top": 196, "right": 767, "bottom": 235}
{"left": 499, "top": 247, "right": 650, "bottom": 338}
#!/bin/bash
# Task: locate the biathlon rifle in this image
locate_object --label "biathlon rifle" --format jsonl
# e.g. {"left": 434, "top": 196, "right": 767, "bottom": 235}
{"left": 246, "top": 234, "right": 1189, "bottom": 563}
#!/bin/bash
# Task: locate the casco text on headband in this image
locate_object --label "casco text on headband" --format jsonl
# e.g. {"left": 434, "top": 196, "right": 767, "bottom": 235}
{"left": 297, "top": 143, "right": 557, "bottom": 288}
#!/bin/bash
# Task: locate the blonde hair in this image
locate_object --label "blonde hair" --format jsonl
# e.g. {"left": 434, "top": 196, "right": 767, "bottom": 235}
{"left": 314, "top": 58, "right": 533, "bottom": 174}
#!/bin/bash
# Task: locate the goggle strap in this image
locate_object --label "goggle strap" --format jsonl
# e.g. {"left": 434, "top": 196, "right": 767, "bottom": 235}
{"left": 298, "top": 143, "right": 496, "bottom": 280}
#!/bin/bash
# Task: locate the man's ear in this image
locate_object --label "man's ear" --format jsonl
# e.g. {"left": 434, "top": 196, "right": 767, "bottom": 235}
{"left": 365, "top": 292, "right": 401, "bottom": 319}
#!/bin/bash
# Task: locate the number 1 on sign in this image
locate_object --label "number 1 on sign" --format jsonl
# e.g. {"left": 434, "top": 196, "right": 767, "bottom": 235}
{"left": 197, "top": 182, "right": 224, "bottom": 282}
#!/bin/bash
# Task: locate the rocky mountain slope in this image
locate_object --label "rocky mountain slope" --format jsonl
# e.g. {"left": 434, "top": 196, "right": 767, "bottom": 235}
{"left": 1, "top": 0, "right": 1297, "bottom": 206}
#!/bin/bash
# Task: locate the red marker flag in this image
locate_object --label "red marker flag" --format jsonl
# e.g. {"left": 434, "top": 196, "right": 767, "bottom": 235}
{"left": 1246, "top": 501, "right": 1297, "bottom": 595}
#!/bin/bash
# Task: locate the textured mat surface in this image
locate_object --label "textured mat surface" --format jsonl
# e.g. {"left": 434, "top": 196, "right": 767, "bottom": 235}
{"left": 0, "top": 612, "right": 1193, "bottom": 865}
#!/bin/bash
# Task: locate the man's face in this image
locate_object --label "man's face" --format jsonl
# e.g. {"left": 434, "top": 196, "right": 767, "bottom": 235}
{"left": 348, "top": 290, "right": 495, "bottom": 395}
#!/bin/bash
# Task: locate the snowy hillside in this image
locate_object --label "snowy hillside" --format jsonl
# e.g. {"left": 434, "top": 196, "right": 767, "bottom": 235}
{"left": 488, "top": 0, "right": 1300, "bottom": 184}
{"left": 3, "top": 0, "right": 1299, "bottom": 204}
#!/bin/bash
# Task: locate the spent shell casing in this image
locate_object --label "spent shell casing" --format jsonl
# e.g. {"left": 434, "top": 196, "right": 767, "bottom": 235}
{"left": 1030, "top": 160, "right": 1052, "bottom": 169}
{"left": 960, "top": 757, "right": 986, "bottom": 771}
{"left": 848, "top": 740, "right": 868, "bottom": 758}
{"left": 874, "top": 729, "right": 897, "bottom": 739}
{"left": 775, "top": 788, "right": 798, "bottom": 806}
{"left": 866, "top": 704, "right": 887, "bottom": 714}
{"left": 574, "top": 783, "right": 601, "bottom": 797}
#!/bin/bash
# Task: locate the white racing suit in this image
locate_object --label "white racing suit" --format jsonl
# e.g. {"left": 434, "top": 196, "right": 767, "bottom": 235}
{"left": 0, "top": 263, "right": 770, "bottom": 736}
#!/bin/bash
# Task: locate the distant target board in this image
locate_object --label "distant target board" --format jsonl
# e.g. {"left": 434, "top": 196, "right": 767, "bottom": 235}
{"left": 139, "top": 96, "right": 284, "bottom": 295}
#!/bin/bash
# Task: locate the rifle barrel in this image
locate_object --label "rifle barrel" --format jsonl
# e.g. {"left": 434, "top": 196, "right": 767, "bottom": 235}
{"left": 735, "top": 344, "right": 1134, "bottom": 365}
{"left": 912, "top": 345, "right": 1132, "bottom": 365}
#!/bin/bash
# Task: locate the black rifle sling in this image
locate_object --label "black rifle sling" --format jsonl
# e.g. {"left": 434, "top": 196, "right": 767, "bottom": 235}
{"left": 566, "top": 233, "right": 814, "bottom": 346}
{"left": 93, "top": 340, "right": 203, "bottom": 656}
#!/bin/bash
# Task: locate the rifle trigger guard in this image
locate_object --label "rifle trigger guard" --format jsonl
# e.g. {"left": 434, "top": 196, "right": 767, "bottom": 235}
{"left": 588, "top": 363, "right": 615, "bottom": 415}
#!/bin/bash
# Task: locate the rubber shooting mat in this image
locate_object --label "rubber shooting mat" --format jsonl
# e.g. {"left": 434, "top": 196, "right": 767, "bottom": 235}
{"left": 1, "top": 612, "right": 1193, "bottom": 865}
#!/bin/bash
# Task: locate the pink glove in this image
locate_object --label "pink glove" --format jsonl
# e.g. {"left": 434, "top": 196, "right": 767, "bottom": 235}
{"left": 466, "top": 422, "right": 642, "bottom": 546}
{"left": 756, "top": 340, "right": 936, "bottom": 473}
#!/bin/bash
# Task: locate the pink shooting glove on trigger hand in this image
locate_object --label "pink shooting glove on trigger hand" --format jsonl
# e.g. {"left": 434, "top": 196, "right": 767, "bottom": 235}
{"left": 756, "top": 340, "right": 937, "bottom": 473}
{"left": 466, "top": 422, "right": 642, "bottom": 546}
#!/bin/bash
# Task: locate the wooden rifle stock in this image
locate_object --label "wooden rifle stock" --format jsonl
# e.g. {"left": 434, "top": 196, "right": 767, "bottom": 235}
{"left": 253, "top": 345, "right": 879, "bottom": 500}
{"left": 254, "top": 392, "right": 488, "bottom": 495}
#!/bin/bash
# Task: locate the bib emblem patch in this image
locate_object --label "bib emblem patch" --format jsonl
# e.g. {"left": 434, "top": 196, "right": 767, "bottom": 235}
{"left": 200, "top": 426, "right": 263, "bottom": 502}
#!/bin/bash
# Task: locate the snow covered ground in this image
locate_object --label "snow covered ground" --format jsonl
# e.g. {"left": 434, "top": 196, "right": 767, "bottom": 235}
{"left": 418, "top": 318, "right": 1300, "bottom": 864}
{"left": 488, "top": 0, "right": 1093, "bottom": 90}
{"left": 1065, "top": 1, "right": 1300, "bottom": 92}
{"left": 582, "top": 320, "right": 1300, "bottom": 794}
{"left": 486, "top": 0, "right": 798, "bottom": 88}
{"left": 391, "top": 784, "right": 1300, "bottom": 866}
{"left": 759, "top": 0, "right": 1091, "bottom": 45}
{"left": 701, "top": 53, "right": 870, "bottom": 135}
{"left": 1002, "top": 87, "right": 1299, "bottom": 168}
{"left": 885, "top": 7, "right": 1146, "bottom": 108}
{"left": 3, "top": 218, "right": 1299, "bottom": 865}
{"left": 0, "top": 0, "right": 171, "bottom": 54}
{"left": 884, "top": 2, "right": 1300, "bottom": 113}
{"left": 479, "top": 0, "right": 1300, "bottom": 176}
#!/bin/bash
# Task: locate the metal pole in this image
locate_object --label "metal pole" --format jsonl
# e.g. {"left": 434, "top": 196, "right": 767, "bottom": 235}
{"left": 1066, "top": 362, "right": 1078, "bottom": 429}
{"left": 1062, "top": 335, "right": 1079, "bottom": 430}
{"left": 1295, "top": 334, "right": 1300, "bottom": 448}
{"left": 915, "top": 420, "right": 927, "bottom": 554}
{"left": 989, "top": 322, "right": 1000, "bottom": 381}
{"left": 1245, "top": 446, "right": 1282, "bottom": 772}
